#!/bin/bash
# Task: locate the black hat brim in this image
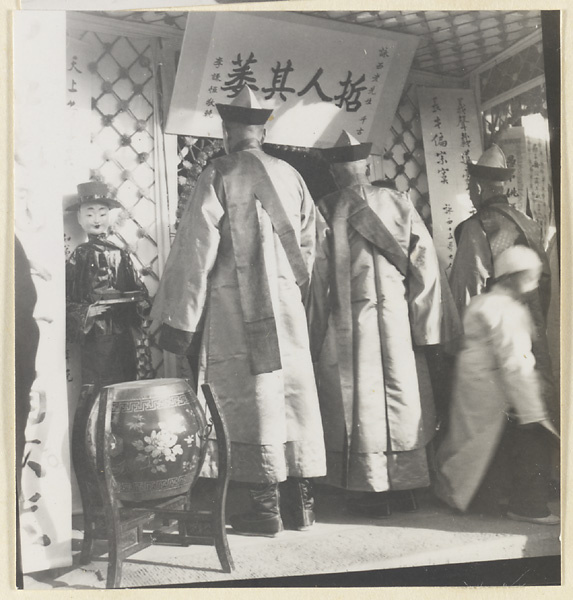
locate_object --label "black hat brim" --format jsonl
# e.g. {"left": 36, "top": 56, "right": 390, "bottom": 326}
{"left": 216, "top": 104, "right": 272, "bottom": 126}
{"left": 322, "top": 142, "right": 372, "bottom": 163}
{"left": 65, "top": 198, "right": 123, "bottom": 212}
{"left": 467, "top": 162, "right": 514, "bottom": 181}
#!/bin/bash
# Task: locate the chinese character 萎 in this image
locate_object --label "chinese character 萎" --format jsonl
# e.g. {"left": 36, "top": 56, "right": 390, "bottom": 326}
{"left": 221, "top": 52, "right": 259, "bottom": 98}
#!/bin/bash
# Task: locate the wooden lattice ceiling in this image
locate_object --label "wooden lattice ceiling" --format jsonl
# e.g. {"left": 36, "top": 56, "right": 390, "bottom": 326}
{"left": 87, "top": 10, "right": 543, "bottom": 80}
{"left": 309, "top": 11, "right": 542, "bottom": 78}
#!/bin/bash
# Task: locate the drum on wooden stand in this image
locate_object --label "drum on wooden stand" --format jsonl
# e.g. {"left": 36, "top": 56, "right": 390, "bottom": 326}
{"left": 86, "top": 378, "right": 208, "bottom": 503}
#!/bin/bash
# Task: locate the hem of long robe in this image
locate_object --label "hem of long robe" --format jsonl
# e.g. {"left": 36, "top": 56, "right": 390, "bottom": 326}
{"left": 200, "top": 439, "right": 326, "bottom": 484}
{"left": 319, "top": 447, "right": 431, "bottom": 492}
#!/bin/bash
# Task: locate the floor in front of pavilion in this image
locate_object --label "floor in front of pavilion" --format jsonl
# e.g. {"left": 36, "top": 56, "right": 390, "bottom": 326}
{"left": 23, "top": 484, "right": 561, "bottom": 589}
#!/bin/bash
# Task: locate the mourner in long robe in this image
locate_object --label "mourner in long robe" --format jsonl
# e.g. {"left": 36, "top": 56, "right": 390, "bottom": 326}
{"left": 151, "top": 87, "right": 326, "bottom": 537}
{"left": 449, "top": 144, "right": 557, "bottom": 426}
{"left": 66, "top": 182, "right": 152, "bottom": 390}
{"left": 435, "top": 246, "right": 559, "bottom": 525}
{"left": 309, "top": 131, "right": 460, "bottom": 517}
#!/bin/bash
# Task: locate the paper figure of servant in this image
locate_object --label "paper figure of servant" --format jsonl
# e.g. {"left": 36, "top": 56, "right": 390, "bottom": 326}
{"left": 65, "top": 181, "right": 152, "bottom": 390}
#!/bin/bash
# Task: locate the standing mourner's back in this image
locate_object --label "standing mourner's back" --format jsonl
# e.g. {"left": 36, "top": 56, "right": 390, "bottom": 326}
{"left": 449, "top": 144, "right": 557, "bottom": 426}
{"left": 309, "top": 131, "right": 460, "bottom": 517}
{"left": 151, "top": 87, "right": 326, "bottom": 537}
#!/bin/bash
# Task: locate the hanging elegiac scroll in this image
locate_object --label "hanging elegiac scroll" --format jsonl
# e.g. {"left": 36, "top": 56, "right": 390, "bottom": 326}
{"left": 418, "top": 87, "right": 483, "bottom": 272}
{"left": 166, "top": 11, "right": 419, "bottom": 153}
{"left": 498, "top": 115, "right": 553, "bottom": 246}
{"left": 496, "top": 126, "right": 528, "bottom": 215}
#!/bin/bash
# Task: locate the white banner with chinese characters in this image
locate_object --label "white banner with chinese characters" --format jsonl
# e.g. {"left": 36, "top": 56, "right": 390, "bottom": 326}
{"left": 496, "top": 127, "right": 528, "bottom": 215}
{"left": 498, "top": 121, "right": 554, "bottom": 245}
{"left": 418, "top": 87, "right": 483, "bottom": 271}
{"left": 166, "top": 11, "right": 419, "bottom": 153}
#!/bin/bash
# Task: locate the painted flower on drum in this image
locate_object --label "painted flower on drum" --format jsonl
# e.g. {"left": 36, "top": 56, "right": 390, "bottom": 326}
{"left": 132, "top": 422, "right": 184, "bottom": 474}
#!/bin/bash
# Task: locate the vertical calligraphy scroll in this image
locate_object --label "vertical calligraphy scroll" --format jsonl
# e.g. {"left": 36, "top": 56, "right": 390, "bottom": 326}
{"left": 497, "top": 127, "right": 528, "bottom": 214}
{"left": 498, "top": 116, "right": 553, "bottom": 245}
{"left": 418, "top": 87, "right": 482, "bottom": 271}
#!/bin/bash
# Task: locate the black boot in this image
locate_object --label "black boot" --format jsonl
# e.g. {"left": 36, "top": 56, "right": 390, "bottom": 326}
{"left": 346, "top": 492, "right": 392, "bottom": 518}
{"left": 281, "top": 478, "right": 316, "bottom": 531}
{"left": 230, "top": 483, "right": 284, "bottom": 537}
{"left": 391, "top": 489, "right": 419, "bottom": 513}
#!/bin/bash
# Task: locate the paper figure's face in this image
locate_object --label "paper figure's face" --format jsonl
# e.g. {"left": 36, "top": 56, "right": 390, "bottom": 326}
{"left": 77, "top": 202, "right": 110, "bottom": 235}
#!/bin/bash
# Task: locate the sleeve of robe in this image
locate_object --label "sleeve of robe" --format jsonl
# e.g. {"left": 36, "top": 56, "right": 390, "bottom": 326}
{"left": 407, "top": 204, "right": 443, "bottom": 346}
{"left": 117, "top": 249, "right": 151, "bottom": 321}
{"left": 65, "top": 248, "right": 93, "bottom": 344}
{"left": 298, "top": 174, "right": 317, "bottom": 284}
{"left": 151, "top": 165, "right": 224, "bottom": 353}
{"left": 307, "top": 209, "right": 331, "bottom": 363}
{"left": 449, "top": 218, "right": 493, "bottom": 316}
{"left": 484, "top": 304, "right": 548, "bottom": 426}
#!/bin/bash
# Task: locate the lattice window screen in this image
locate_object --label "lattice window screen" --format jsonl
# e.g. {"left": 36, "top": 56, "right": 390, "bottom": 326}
{"left": 73, "top": 29, "right": 164, "bottom": 376}
{"left": 382, "top": 85, "right": 432, "bottom": 230}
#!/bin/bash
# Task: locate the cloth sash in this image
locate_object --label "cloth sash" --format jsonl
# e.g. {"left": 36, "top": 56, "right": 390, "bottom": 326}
{"left": 329, "top": 188, "right": 410, "bottom": 478}
{"left": 216, "top": 150, "right": 310, "bottom": 376}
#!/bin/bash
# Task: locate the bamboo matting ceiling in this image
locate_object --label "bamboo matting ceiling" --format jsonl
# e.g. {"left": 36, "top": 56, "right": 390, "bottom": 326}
{"left": 91, "top": 10, "right": 542, "bottom": 80}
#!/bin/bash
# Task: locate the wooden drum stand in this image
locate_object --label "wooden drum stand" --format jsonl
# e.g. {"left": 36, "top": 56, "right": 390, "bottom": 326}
{"left": 72, "top": 382, "right": 234, "bottom": 588}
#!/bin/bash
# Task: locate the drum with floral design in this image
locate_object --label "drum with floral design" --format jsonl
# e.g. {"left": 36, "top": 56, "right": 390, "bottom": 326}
{"left": 87, "top": 378, "right": 208, "bottom": 502}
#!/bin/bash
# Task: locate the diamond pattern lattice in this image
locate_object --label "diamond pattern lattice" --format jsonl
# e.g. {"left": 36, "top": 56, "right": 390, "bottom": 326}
{"left": 382, "top": 85, "right": 431, "bottom": 230}
{"left": 75, "top": 29, "right": 164, "bottom": 376}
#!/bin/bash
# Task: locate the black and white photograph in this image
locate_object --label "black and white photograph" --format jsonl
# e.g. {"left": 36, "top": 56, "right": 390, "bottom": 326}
{"left": 11, "top": 3, "right": 562, "bottom": 590}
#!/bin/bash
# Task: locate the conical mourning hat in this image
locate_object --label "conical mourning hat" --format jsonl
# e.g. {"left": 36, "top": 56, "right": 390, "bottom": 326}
{"left": 467, "top": 143, "right": 514, "bottom": 181}
{"left": 322, "top": 130, "right": 372, "bottom": 163}
{"left": 216, "top": 86, "right": 273, "bottom": 125}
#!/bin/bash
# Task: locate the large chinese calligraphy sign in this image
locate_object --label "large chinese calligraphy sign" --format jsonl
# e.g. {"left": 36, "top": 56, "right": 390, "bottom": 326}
{"left": 166, "top": 12, "right": 418, "bottom": 153}
{"left": 418, "top": 87, "right": 483, "bottom": 271}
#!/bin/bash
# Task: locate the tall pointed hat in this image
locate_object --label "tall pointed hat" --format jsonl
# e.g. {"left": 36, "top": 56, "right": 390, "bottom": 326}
{"left": 216, "top": 85, "right": 273, "bottom": 125}
{"left": 467, "top": 143, "right": 514, "bottom": 181}
{"left": 322, "top": 130, "right": 372, "bottom": 163}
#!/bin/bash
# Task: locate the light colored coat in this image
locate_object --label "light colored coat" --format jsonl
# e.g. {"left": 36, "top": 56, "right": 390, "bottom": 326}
{"left": 152, "top": 144, "right": 326, "bottom": 484}
{"left": 310, "top": 184, "right": 448, "bottom": 492}
{"left": 434, "top": 287, "right": 549, "bottom": 511}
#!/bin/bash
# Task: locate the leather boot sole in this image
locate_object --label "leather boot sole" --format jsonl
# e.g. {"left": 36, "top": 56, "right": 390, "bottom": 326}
{"left": 229, "top": 514, "right": 284, "bottom": 537}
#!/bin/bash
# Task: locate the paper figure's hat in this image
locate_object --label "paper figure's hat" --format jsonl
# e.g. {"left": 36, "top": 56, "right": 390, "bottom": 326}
{"left": 65, "top": 181, "right": 123, "bottom": 211}
{"left": 216, "top": 86, "right": 273, "bottom": 125}
{"left": 322, "top": 130, "right": 372, "bottom": 163}
{"left": 467, "top": 143, "right": 514, "bottom": 181}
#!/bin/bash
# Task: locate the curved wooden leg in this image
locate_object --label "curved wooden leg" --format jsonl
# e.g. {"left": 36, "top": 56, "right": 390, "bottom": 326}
{"left": 201, "top": 384, "right": 234, "bottom": 572}
{"left": 106, "top": 536, "right": 123, "bottom": 589}
{"left": 79, "top": 516, "right": 95, "bottom": 565}
{"left": 71, "top": 384, "right": 97, "bottom": 564}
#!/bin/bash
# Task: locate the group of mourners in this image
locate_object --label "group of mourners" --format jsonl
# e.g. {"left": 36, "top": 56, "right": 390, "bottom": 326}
{"left": 65, "top": 85, "right": 560, "bottom": 540}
